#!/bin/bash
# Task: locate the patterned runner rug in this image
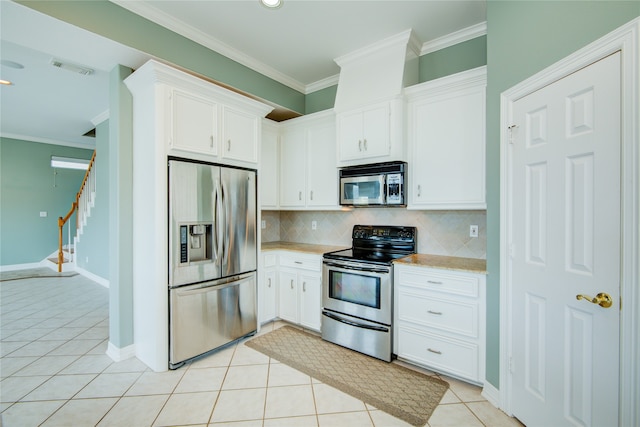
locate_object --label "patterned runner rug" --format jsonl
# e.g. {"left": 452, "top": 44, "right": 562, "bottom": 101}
{"left": 246, "top": 326, "right": 448, "bottom": 426}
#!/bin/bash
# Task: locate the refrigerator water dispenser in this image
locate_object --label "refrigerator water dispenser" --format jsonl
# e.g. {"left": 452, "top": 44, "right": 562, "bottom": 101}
{"left": 179, "top": 223, "right": 213, "bottom": 264}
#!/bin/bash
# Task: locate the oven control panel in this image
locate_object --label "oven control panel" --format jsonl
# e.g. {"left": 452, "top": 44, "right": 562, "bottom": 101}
{"left": 352, "top": 225, "right": 416, "bottom": 241}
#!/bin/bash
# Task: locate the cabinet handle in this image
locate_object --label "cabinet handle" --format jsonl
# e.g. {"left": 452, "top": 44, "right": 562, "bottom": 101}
{"left": 427, "top": 280, "right": 443, "bottom": 285}
{"left": 417, "top": 184, "right": 421, "bottom": 197}
{"left": 267, "top": 278, "right": 271, "bottom": 288}
{"left": 227, "top": 139, "right": 231, "bottom": 151}
{"left": 363, "top": 139, "right": 367, "bottom": 150}
{"left": 310, "top": 190, "right": 313, "bottom": 201}
{"left": 299, "top": 191, "right": 302, "bottom": 201}
{"left": 358, "top": 140, "right": 362, "bottom": 151}
{"left": 303, "top": 282, "right": 306, "bottom": 292}
{"left": 427, "top": 310, "right": 443, "bottom": 315}
{"left": 290, "top": 280, "right": 294, "bottom": 289}
{"left": 210, "top": 136, "right": 214, "bottom": 148}
{"left": 427, "top": 348, "right": 442, "bottom": 355}
{"left": 294, "top": 261, "right": 303, "bottom": 264}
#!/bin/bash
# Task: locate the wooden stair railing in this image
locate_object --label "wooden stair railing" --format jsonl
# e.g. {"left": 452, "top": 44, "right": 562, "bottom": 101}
{"left": 57, "top": 150, "right": 96, "bottom": 272}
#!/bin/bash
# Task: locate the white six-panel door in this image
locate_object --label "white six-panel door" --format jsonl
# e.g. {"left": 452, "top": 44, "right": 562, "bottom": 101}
{"left": 508, "top": 52, "right": 621, "bottom": 426}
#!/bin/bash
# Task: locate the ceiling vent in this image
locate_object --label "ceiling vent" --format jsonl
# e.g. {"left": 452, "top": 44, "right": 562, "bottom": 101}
{"left": 50, "top": 58, "right": 94, "bottom": 76}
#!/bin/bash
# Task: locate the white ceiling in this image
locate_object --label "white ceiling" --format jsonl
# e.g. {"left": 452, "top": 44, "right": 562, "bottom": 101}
{"left": 0, "top": 0, "right": 486, "bottom": 149}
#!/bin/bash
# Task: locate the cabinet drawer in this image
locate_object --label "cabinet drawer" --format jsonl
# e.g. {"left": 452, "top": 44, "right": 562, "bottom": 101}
{"left": 279, "top": 254, "right": 321, "bottom": 272}
{"left": 398, "top": 268, "right": 479, "bottom": 298}
{"left": 397, "top": 290, "right": 478, "bottom": 338}
{"left": 397, "top": 327, "right": 479, "bottom": 381}
{"left": 263, "top": 253, "right": 277, "bottom": 267}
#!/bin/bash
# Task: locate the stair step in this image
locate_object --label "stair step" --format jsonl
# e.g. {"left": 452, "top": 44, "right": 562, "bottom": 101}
{"left": 47, "top": 257, "right": 70, "bottom": 264}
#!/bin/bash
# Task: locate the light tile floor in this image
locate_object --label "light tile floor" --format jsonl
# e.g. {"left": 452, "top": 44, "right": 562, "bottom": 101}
{"left": 0, "top": 273, "right": 522, "bottom": 427}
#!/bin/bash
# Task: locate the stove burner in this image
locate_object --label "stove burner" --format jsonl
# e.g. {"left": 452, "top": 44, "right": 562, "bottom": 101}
{"left": 323, "top": 225, "right": 417, "bottom": 265}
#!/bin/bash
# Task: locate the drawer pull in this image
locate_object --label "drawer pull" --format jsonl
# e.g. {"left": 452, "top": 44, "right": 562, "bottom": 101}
{"left": 427, "top": 348, "right": 442, "bottom": 355}
{"left": 290, "top": 280, "right": 294, "bottom": 289}
{"left": 427, "top": 280, "right": 443, "bottom": 285}
{"left": 267, "top": 278, "right": 271, "bottom": 288}
{"left": 427, "top": 310, "right": 443, "bottom": 315}
{"left": 294, "top": 261, "right": 303, "bottom": 264}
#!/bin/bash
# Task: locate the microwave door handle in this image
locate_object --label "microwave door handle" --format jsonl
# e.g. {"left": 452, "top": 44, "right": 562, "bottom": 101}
{"left": 322, "top": 311, "right": 389, "bottom": 332}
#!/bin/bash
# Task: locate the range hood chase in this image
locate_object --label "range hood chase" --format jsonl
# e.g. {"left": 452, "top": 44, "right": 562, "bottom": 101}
{"left": 333, "top": 29, "right": 421, "bottom": 113}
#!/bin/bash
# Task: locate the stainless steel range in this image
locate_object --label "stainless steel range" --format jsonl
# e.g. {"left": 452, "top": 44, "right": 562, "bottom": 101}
{"left": 321, "top": 225, "right": 417, "bottom": 362}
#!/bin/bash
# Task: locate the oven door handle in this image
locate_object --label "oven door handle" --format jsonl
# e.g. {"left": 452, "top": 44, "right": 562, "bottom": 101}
{"left": 323, "top": 261, "right": 389, "bottom": 274}
{"left": 322, "top": 311, "right": 389, "bottom": 332}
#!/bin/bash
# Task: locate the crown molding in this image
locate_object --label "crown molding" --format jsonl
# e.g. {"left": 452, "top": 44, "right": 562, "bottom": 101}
{"left": 0, "top": 132, "right": 96, "bottom": 150}
{"left": 421, "top": 21, "right": 487, "bottom": 55}
{"left": 304, "top": 74, "right": 339, "bottom": 94}
{"left": 111, "top": 0, "right": 307, "bottom": 93}
{"left": 92, "top": 110, "right": 109, "bottom": 126}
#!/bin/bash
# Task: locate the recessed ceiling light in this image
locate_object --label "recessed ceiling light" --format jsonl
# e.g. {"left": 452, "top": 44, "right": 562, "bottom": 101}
{"left": 0, "top": 79, "right": 13, "bottom": 86}
{"left": 261, "top": 0, "right": 282, "bottom": 9}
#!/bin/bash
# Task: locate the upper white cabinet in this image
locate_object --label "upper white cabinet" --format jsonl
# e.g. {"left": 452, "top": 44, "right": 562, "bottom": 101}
{"left": 222, "top": 106, "right": 260, "bottom": 164}
{"left": 171, "top": 90, "right": 218, "bottom": 156}
{"left": 279, "top": 110, "right": 340, "bottom": 210}
{"left": 405, "top": 67, "right": 486, "bottom": 210}
{"left": 336, "top": 98, "right": 404, "bottom": 166}
{"left": 260, "top": 119, "right": 279, "bottom": 209}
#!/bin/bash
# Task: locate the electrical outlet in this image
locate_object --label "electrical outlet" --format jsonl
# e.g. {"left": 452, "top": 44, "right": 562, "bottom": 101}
{"left": 311, "top": 220, "right": 317, "bottom": 230}
{"left": 470, "top": 225, "right": 479, "bottom": 238}
{"left": 261, "top": 220, "right": 266, "bottom": 229}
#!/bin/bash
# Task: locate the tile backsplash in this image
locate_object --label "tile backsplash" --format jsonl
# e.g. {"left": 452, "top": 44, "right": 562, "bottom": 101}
{"left": 261, "top": 209, "right": 486, "bottom": 259}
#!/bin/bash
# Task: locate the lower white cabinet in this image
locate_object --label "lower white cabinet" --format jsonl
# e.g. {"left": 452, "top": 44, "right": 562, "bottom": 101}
{"left": 394, "top": 264, "right": 486, "bottom": 384}
{"left": 260, "top": 251, "right": 322, "bottom": 331}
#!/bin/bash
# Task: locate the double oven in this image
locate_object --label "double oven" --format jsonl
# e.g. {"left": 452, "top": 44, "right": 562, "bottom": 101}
{"left": 322, "top": 225, "right": 416, "bottom": 362}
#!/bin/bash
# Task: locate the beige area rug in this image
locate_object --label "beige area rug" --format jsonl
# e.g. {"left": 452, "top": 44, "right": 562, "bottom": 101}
{"left": 0, "top": 267, "right": 78, "bottom": 282}
{"left": 246, "top": 326, "right": 448, "bottom": 426}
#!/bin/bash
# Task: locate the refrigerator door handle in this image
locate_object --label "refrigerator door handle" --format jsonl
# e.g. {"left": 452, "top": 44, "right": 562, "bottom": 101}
{"left": 221, "top": 180, "right": 230, "bottom": 266}
{"left": 212, "top": 183, "right": 220, "bottom": 261}
{"left": 215, "top": 178, "right": 224, "bottom": 263}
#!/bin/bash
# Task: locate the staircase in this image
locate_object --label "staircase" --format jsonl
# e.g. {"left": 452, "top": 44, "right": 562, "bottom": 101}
{"left": 50, "top": 151, "right": 97, "bottom": 272}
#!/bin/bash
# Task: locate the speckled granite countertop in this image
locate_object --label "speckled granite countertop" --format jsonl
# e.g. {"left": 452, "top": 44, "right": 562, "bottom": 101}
{"left": 262, "top": 242, "right": 487, "bottom": 274}
{"left": 394, "top": 254, "right": 487, "bottom": 274}
{"left": 261, "top": 241, "right": 346, "bottom": 255}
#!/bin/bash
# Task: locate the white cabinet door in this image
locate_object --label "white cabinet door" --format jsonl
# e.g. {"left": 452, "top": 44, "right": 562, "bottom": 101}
{"left": 299, "top": 273, "right": 321, "bottom": 330}
{"left": 222, "top": 106, "right": 258, "bottom": 163}
{"left": 278, "top": 269, "right": 298, "bottom": 324}
{"left": 171, "top": 90, "right": 218, "bottom": 155}
{"left": 279, "top": 128, "right": 307, "bottom": 207}
{"left": 306, "top": 122, "right": 337, "bottom": 208}
{"left": 337, "top": 102, "right": 391, "bottom": 162}
{"left": 260, "top": 122, "right": 279, "bottom": 209}
{"left": 261, "top": 269, "right": 277, "bottom": 323}
{"left": 406, "top": 67, "right": 486, "bottom": 210}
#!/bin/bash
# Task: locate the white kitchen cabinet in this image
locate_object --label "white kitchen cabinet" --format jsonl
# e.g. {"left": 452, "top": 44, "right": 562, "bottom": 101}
{"left": 279, "top": 110, "right": 339, "bottom": 210}
{"left": 260, "top": 253, "right": 277, "bottom": 324}
{"left": 336, "top": 98, "right": 404, "bottom": 166}
{"left": 394, "top": 264, "right": 486, "bottom": 385}
{"left": 170, "top": 89, "right": 218, "bottom": 156}
{"left": 260, "top": 120, "right": 279, "bottom": 209}
{"left": 405, "top": 66, "right": 487, "bottom": 210}
{"left": 277, "top": 252, "right": 323, "bottom": 331}
{"left": 222, "top": 105, "right": 260, "bottom": 164}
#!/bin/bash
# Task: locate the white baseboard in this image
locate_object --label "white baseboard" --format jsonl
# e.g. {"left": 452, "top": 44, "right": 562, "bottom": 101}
{"left": 75, "top": 266, "right": 109, "bottom": 288}
{"left": 106, "top": 342, "right": 136, "bottom": 362}
{"left": 482, "top": 381, "right": 501, "bottom": 409}
{"left": 0, "top": 262, "right": 42, "bottom": 272}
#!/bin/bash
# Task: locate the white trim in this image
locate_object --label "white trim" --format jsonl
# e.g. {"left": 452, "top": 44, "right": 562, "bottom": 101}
{"left": 75, "top": 266, "right": 110, "bottom": 289}
{"left": 106, "top": 341, "right": 136, "bottom": 362}
{"left": 0, "top": 132, "right": 95, "bottom": 149}
{"left": 0, "top": 262, "right": 42, "bottom": 272}
{"left": 305, "top": 74, "right": 339, "bottom": 94}
{"left": 481, "top": 381, "right": 501, "bottom": 409}
{"left": 420, "top": 22, "right": 487, "bottom": 55}
{"left": 499, "top": 18, "right": 639, "bottom": 425}
{"left": 91, "top": 110, "right": 109, "bottom": 126}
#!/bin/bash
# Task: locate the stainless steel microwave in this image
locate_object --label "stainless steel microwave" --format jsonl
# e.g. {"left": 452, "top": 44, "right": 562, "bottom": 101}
{"left": 339, "top": 161, "right": 406, "bottom": 207}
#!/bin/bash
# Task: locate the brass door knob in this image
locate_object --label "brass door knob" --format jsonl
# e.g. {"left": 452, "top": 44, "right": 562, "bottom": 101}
{"left": 576, "top": 292, "right": 613, "bottom": 308}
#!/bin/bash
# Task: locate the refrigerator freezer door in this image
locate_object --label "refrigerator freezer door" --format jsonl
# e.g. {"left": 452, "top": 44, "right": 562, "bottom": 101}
{"left": 169, "top": 160, "right": 221, "bottom": 287}
{"left": 220, "top": 167, "right": 257, "bottom": 277}
{"left": 169, "top": 272, "right": 257, "bottom": 367}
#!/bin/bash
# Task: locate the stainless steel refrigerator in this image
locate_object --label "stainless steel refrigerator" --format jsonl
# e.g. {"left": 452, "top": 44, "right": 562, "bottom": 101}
{"left": 168, "top": 158, "right": 257, "bottom": 369}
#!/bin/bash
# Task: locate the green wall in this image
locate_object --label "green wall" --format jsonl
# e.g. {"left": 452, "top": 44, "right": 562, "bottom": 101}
{"left": 484, "top": 1, "right": 640, "bottom": 389}
{"left": 419, "top": 35, "right": 487, "bottom": 82}
{"left": 0, "top": 138, "right": 93, "bottom": 266}
{"left": 75, "top": 120, "right": 109, "bottom": 280}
